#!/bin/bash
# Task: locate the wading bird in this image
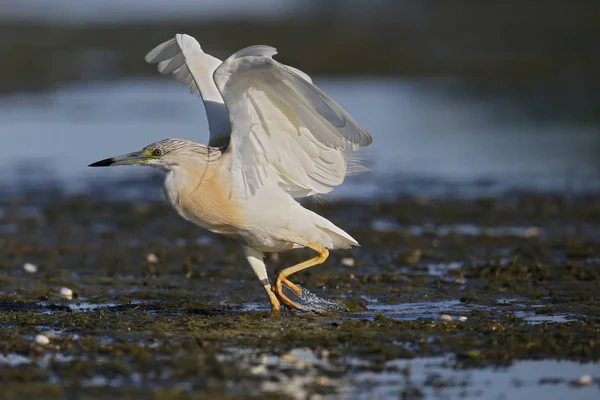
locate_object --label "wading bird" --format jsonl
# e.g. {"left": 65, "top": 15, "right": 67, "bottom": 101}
{"left": 89, "top": 34, "right": 372, "bottom": 315}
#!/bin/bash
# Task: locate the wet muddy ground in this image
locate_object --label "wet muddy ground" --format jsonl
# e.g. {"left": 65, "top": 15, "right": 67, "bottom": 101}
{"left": 0, "top": 187, "right": 599, "bottom": 399}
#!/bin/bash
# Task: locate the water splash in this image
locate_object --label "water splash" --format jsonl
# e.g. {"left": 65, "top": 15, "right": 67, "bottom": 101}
{"left": 284, "top": 285, "right": 347, "bottom": 314}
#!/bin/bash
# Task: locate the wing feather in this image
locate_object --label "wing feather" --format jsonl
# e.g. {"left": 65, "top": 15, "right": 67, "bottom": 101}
{"left": 146, "top": 35, "right": 372, "bottom": 198}
{"left": 145, "top": 38, "right": 181, "bottom": 63}
{"left": 145, "top": 34, "right": 231, "bottom": 145}
{"left": 214, "top": 46, "right": 372, "bottom": 198}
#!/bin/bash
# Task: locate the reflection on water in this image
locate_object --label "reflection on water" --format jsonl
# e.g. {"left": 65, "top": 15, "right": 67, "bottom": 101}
{"left": 215, "top": 347, "right": 600, "bottom": 399}
{"left": 1, "top": 78, "right": 599, "bottom": 197}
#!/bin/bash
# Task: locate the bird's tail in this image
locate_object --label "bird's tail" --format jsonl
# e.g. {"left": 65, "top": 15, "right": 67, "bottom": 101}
{"left": 310, "top": 211, "right": 359, "bottom": 249}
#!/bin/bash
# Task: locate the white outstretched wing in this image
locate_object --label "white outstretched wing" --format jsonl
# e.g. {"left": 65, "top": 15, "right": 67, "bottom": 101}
{"left": 145, "top": 34, "right": 231, "bottom": 147}
{"left": 214, "top": 45, "right": 372, "bottom": 198}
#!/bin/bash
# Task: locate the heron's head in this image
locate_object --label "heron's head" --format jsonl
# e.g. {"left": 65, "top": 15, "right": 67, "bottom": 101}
{"left": 89, "top": 139, "right": 218, "bottom": 171}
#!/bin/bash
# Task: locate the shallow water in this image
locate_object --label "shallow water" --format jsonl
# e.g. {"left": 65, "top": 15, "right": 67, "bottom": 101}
{"left": 1, "top": 80, "right": 599, "bottom": 398}
{"left": 2, "top": 78, "right": 599, "bottom": 197}
{"left": 371, "top": 357, "right": 600, "bottom": 400}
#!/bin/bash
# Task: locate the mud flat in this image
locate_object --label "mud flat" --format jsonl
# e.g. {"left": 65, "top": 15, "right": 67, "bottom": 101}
{"left": 0, "top": 187, "right": 599, "bottom": 398}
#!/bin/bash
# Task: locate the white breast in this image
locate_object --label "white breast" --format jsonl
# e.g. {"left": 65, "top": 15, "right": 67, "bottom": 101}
{"left": 163, "top": 164, "right": 246, "bottom": 236}
{"left": 163, "top": 167, "right": 190, "bottom": 220}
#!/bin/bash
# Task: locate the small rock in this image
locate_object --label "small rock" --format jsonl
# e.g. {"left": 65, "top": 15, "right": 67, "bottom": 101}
{"left": 571, "top": 375, "right": 593, "bottom": 387}
{"left": 280, "top": 353, "right": 308, "bottom": 368}
{"left": 280, "top": 353, "right": 298, "bottom": 362}
{"left": 249, "top": 364, "right": 267, "bottom": 376}
{"left": 59, "top": 287, "right": 73, "bottom": 300}
{"left": 404, "top": 249, "right": 423, "bottom": 265}
{"left": 464, "top": 350, "right": 481, "bottom": 359}
{"left": 35, "top": 334, "right": 50, "bottom": 345}
{"left": 313, "top": 376, "right": 331, "bottom": 386}
{"left": 341, "top": 257, "right": 355, "bottom": 267}
{"left": 458, "top": 316, "right": 468, "bottom": 322}
{"left": 438, "top": 314, "right": 452, "bottom": 322}
{"left": 146, "top": 253, "right": 159, "bottom": 263}
{"left": 524, "top": 227, "right": 540, "bottom": 238}
{"left": 23, "top": 263, "right": 38, "bottom": 273}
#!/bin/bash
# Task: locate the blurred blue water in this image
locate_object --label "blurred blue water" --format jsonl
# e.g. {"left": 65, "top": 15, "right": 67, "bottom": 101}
{"left": 1, "top": 78, "right": 598, "bottom": 198}
{"left": 0, "top": 0, "right": 297, "bottom": 22}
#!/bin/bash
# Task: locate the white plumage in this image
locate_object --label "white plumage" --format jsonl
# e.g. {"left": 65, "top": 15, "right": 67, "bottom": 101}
{"left": 146, "top": 34, "right": 371, "bottom": 198}
{"left": 94, "top": 33, "right": 372, "bottom": 315}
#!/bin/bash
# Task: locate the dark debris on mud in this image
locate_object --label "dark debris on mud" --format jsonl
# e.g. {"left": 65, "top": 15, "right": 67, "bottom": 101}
{"left": 0, "top": 189, "right": 599, "bottom": 399}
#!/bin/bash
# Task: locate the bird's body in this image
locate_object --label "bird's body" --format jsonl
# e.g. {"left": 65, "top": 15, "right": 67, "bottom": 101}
{"left": 160, "top": 139, "right": 358, "bottom": 253}
{"left": 90, "top": 34, "right": 372, "bottom": 315}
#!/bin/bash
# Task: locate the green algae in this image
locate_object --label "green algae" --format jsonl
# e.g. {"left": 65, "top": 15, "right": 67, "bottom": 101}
{"left": 0, "top": 190, "right": 599, "bottom": 397}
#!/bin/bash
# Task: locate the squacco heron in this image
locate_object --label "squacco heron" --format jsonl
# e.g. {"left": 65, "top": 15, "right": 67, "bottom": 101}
{"left": 89, "top": 34, "right": 372, "bottom": 316}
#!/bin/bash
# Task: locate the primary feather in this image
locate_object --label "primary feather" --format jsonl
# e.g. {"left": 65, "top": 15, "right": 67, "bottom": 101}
{"left": 146, "top": 35, "right": 372, "bottom": 199}
{"left": 145, "top": 34, "right": 231, "bottom": 147}
{"left": 214, "top": 45, "right": 372, "bottom": 198}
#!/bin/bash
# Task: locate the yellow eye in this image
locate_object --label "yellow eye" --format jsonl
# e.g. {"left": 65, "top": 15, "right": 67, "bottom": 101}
{"left": 153, "top": 149, "right": 163, "bottom": 157}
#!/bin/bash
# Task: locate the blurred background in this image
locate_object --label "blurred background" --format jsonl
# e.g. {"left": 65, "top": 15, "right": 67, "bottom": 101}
{"left": 1, "top": 0, "right": 599, "bottom": 198}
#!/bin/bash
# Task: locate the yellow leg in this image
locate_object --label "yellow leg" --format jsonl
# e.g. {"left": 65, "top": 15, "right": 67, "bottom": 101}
{"left": 264, "top": 285, "right": 281, "bottom": 317}
{"left": 273, "top": 242, "right": 329, "bottom": 311}
{"left": 242, "top": 245, "right": 281, "bottom": 317}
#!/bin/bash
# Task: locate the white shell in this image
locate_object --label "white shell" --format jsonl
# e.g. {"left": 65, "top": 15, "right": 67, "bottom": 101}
{"left": 341, "top": 257, "right": 355, "bottom": 267}
{"left": 146, "top": 253, "right": 159, "bottom": 263}
{"left": 59, "top": 287, "right": 73, "bottom": 300}
{"left": 574, "top": 375, "right": 593, "bottom": 386}
{"left": 23, "top": 263, "right": 38, "bottom": 273}
{"left": 35, "top": 334, "right": 50, "bottom": 345}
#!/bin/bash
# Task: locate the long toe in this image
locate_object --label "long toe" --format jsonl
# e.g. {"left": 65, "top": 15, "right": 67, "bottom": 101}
{"left": 281, "top": 277, "right": 303, "bottom": 296}
{"left": 273, "top": 276, "right": 306, "bottom": 312}
{"left": 278, "top": 294, "right": 306, "bottom": 312}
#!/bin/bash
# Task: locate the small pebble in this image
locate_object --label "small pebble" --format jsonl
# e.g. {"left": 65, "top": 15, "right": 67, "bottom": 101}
{"left": 35, "top": 334, "right": 50, "bottom": 345}
{"left": 572, "top": 375, "right": 593, "bottom": 387}
{"left": 23, "top": 263, "right": 38, "bottom": 273}
{"left": 146, "top": 253, "right": 159, "bottom": 263}
{"left": 438, "top": 314, "right": 453, "bottom": 322}
{"left": 341, "top": 257, "right": 355, "bottom": 267}
{"left": 280, "top": 353, "right": 297, "bottom": 362}
{"left": 458, "top": 316, "right": 468, "bottom": 322}
{"left": 59, "top": 287, "right": 73, "bottom": 300}
{"left": 313, "top": 376, "right": 331, "bottom": 386}
{"left": 404, "top": 249, "right": 423, "bottom": 265}
{"left": 524, "top": 227, "right": 540, "bottom": 238}
{"left": 249, "top": 364, "right": 267, "bottom": 376}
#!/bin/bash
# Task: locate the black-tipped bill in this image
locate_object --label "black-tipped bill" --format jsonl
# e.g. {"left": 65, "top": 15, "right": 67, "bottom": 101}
{"left": 88, "top": 157, "right": 115, "bottom": 167}
{"left": 88, "top": 151, "right": 147, "bottom": 167}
